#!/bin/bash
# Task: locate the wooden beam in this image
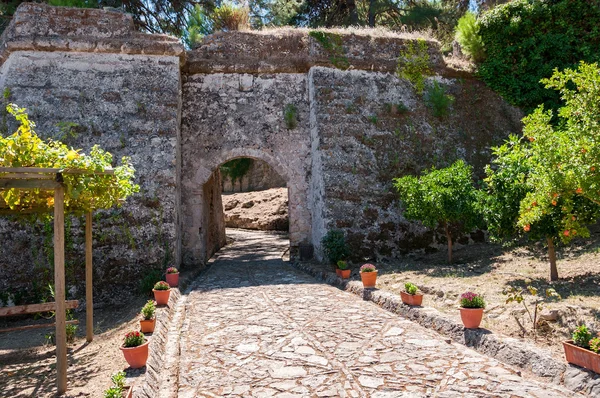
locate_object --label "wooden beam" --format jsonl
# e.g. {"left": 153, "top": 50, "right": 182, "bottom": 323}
{"left": 0, "top": 320, "right": 78, "bottom": 334}
{"left": 85, "top": 212, "right": 93, "bottom": 343}
{"left": 0, "top": 300, "right": 78, "bottom": 317}
{"left": 0, "top": 179, "right": 62, "bottom": 190}
{"left": 54, "top": 185, "right": 67, "bottom": 395}
{"left": 0, "top": 173, "right": 55, "bottom": 179}
{"left": 0, "top": 167, "right": 114, "bottom": 175}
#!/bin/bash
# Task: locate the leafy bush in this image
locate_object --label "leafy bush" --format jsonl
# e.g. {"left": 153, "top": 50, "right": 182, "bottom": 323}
{"left": 590, "top": 337, "right": 600, "bottom": 353}
{"left": 425, "top": 81, "right": 454, "bottom": 118}
{"left": 103, "top": 371, "right": 126, "bottom": 398}
{"left": 153, "top": 281, "right": 170, "bottom": 291}
{"left": 478, "top": 0, "right": 600, "bottom": 113}
{"left": 454, "top": 12, "right": 484, "bottom": 62}
{"left": 573, "top": 325, "right": 593, "bottom": 348}
{"left": 336, "top": 260, "right": 348, "bottom": 270}
{"left": 359, "top": 263, "right": 376, "bottom": 273}
{"left": 284, "top": 104, "right": 298, "bottom": 129}
{"left": 394, "top": 160, "right": 480, "bottom": 263}
{"left": 404, "top": 282, "right": 418, "bottom": 295}
{"left": 103, "top": 387, "right": 122, "bottom": 398}
{"left": 212, "top": 3, "right": 250, "bottom": 32}
{"left": 141, "top": 300, "right": 156, "bottom": 320}
{"left": 459, "top": 292, "right": 485, "bottom": 309}
{"left": 321, "top": 230, "right": 349, "bottom": 265}
{"left": 111, "top": 372, "right": 126, "bottom": 390}
{"left": 123, "top": 331, "right": 145, "bottom": 348}
{"left": 396, "top": 39, "right": 432, "bottom": 95}
{"left": 139, "top": 269, "right": 162, "bottom": 295}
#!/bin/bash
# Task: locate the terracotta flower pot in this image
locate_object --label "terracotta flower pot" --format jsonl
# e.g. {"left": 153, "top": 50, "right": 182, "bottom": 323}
{"left": 153, "top": 289, "right": 171, "bottom": 306}
{"left": 166, "top": 272, "right": 179, "bottom": 287}
{"left": 339, "top": 269, "right": 351, "bottom": 279}
{"left": 460, "top": 307, "right": 484, "bottom": 329}
{"left": 563, "top": 340, "right": 600, "bottom": 373}
{"left": 140, "top": 318, "right": 156, "bottom": 333}
{"left": 120, "top": 340, "right": 149, "bottom": 369}
{"left": 360, "top": 271, "right": 377, "bottom": 288}
{"left": 335, "top": 269, "right": 342, "bottom": 277}
{"left": 400, "top": 291, "right": 423, "bottom": 306}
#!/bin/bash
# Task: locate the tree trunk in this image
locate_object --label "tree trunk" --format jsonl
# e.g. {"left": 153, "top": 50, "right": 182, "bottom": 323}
{"left": 368, "top": 0, "right": 376, "bottom": 27}
{"left": 445, "top": 223, "right": 452, "bottom": 264}
{"left": 547, "top": 237, "right": 558, "bottom": 281}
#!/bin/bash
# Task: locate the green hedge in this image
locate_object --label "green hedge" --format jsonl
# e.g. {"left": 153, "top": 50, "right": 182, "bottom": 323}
{"left": 478, "top": 0, "right": 600, "bottom": 113}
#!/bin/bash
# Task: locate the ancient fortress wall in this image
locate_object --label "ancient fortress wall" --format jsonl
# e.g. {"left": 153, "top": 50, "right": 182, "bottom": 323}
{"left": 0, "top": 3, "right": 522, "bottom": 298}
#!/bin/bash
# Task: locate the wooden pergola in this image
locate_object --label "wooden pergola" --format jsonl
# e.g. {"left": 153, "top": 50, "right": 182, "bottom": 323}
{"left": 0, "top": 166, "right": 114, "bottom": 395}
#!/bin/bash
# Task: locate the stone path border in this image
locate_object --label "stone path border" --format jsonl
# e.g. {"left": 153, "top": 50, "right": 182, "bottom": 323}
{"left": 292, "top": 261, "right": 600, "bottom": 397}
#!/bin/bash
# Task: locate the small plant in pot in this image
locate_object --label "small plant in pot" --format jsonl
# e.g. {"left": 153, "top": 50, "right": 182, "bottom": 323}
{"left": 152, "top": 281, "right": 171, "bottom": 306}
{"left": 563, "top": 325, "right": 600, "bottom": 374}
{"left": 459, "top": 292, "right": 485, "bottom": 329}
{"left": 401, "top": 282, "right": 423, "bottom": 306}
{"left": 359, "top": 263, "right": 377, "bottom": 288}
{"left": 120, "top": 331, "right": 149, "bottom": 369}
{"left": 139, "top": 300, "right": 156, "bottom": 333}
{"left": 165, "top": 266, "right": 179, "bottom": 287}
{"left": 336, "top": 260, "right": 351, "bottom": 279}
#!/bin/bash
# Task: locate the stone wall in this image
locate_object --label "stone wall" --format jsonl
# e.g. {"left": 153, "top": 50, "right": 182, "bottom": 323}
{"left": 179, "top": 72, "right": 312, "bottom": 265}
{"left": 221, "top": 159, "right": 286, "bottom": 193}
{"left": 0, "top": 3, "right": 183, "bottom": 302}
{"left": 309, "top": 67, "right": 522, "bottom": 261}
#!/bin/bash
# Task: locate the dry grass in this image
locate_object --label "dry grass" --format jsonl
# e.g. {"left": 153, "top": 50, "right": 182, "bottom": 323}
{"left": 253, "top": 26, "right": 438, "bottom": 42}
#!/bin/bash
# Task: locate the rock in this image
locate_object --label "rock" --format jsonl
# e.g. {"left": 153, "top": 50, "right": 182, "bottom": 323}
{"left": 539, "top": 310, "right": 560, "bottom": 322}
{"left": 222, "top": 188, "right": 289, "bottom": 231}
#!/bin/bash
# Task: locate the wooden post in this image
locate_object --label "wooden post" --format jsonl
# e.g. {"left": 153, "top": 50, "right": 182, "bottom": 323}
{"left": 85, "top": 212, "right": 93, "bottom": 343}
{"left": 54, "top": 185, "right": 67, "bottom": 395}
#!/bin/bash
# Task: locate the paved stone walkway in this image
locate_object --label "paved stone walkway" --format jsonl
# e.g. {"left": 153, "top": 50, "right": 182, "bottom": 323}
{"left": 175, "top": 230, "right": 574, "bottom": 397}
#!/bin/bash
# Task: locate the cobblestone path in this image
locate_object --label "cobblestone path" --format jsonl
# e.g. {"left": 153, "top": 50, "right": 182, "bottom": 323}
{"left": 176, "top": 230, "right": 573, "bottom": 397}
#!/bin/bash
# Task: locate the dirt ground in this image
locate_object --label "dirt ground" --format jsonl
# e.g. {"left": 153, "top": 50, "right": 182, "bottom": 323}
{"left": 0, "top": 295, "right": 148, "bottom": 398}
{"left": 329, "top": 234, "right": 600, "bottom": 361}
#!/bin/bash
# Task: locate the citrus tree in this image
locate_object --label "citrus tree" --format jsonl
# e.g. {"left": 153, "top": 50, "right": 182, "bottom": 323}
{"left": 480, "top": 62, "right": 600, "bottom": 281}
{"left": 394, "top": 160, "right": 480, "bottom": 263}
{"left": 0, "top": 104, "right": 139, "bottom": 214}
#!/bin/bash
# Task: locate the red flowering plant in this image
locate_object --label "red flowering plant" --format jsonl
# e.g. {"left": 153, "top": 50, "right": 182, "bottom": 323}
{"left": 123, "top": 331, "right": 145, "bottom": 347}
{"left": 459, "top": 292, "right": 486, "bottom": 309}
{"left": 359, "top": 263, "right": 377, "bottom": 273}
{"left": 166, "top": 267, "right": 178, "bottom": 274}
{"left": 153, "top": 281, "right": 170, "bottom": 291}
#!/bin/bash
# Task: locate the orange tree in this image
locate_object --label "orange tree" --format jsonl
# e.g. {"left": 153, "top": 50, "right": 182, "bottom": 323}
{"left": 394, "top": 160, "right": 480, "bottom": 264}
{"left": 479, "top": 62, "right": 600, "bottom": 281}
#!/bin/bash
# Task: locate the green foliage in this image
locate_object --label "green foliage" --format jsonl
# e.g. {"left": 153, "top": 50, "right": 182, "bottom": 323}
{"left": 0, "top": 104, "right": 139, "bottom": 214}
{"left": 454, "top": 11, "right": 484, "bottom": 62}
{"left": 367, "top": 115, "right": 378, "bottom": 125}
{"left": 336, "top": 260, "right": 348, "bottom": 270}
{"left": 404, "top": 282, "right": 418, "bottom": 295}
{"left": 478, "top": 0, "right": 600, "bottom": 113}
{"left": 309, "top": 31, "right": 349, "bottom": 70}
{"left": 140, "top": 300, "right": 156, "bottom": 320}
{"left": 103, "top": 387, "right": 122, "bottom": 398}
{"left": 47, "top": 0, "right": 96, "bottom": 7}
{"left": 321, "top": 230, "right": 349, "bottom": 265}
{"left": 212, "top": 3, "right": 250, "bottom": 32}
{"left": 123, "top": 331, "right": 145, "bottom": 348}
{"left": 459, "top": 292, "right": 485, "bottom": 309}
{"left": 503, "top": 285, "right": 560, "bottom": 337}
{"left": 573, "top": 325, "right": 593, "bottom": 348}
{"left": 138, "top": 268, "right": 162, "bottom": 295}
{"left": 396, "top": 39, "right": 432, "bottom": 95}
{"left": 111, "top": 371, "right": 126, "bottom": 390}
{"left": 590, "top": 337, "right": 600, "bottom": 353}
{"left": 220, "top": 158, "right": 253, "bottom": 186}
{"left": 359, "top": 263, "right": 376, "bottom": 273}
{"left": 185, "top": 3, "right": 250, "bottom": 48}
{"left": 394, "top": 160, "right": 480, "bottom": 262}
{"left": 153, "top": 281, "right": 170, "bottom": 291}
{"left": 284, "top": 104, "right": 298, "bottom": 129}
{"left": 425, "top": 81, "right": 454, "bottom": 118}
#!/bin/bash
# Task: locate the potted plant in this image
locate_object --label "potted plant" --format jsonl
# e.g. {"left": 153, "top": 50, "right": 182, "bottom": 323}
{"left": 401, "top": 282, "right": 423, "bottom": 306}
{"left": 359, "top": 263, "right": 377, "bottom": 288}
{"left": 119, "top": 331, "right": 149, "bottom": 369}
{"left": 459, "top": 292, "right": 486, "bottom": 328}
{"left": 152, "top": 281, "right": 171, "bottom": 306}
{"left": 139, "top": 300, "right": 156, "bottom": 333}
{"left": 563, "top": 325, "right": 600, "bottom": 374}
{"left": 337, "top": 260, "right": 351, "bottom": 279}
{"left": 165, "top": 266, "right": 179, "bottom": 287}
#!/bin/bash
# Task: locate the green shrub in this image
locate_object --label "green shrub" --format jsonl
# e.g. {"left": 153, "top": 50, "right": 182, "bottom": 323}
{"left": 573, "top": 325, "right": 593, "bottom": 348}
{"left": 123, "top": 331, "right": 145, "bottom": 348}
{"left": 139, "top": 269, "right": 162, "bottom": 295}
{"left": 103, "top": 387, "right": 122, "bottom": 398}
{"left": 396, "top": 39, "right": 432, "bottom": 95}
{"left": 590, "top": 337, "right": 600, "bottom": 353}
{"left": 336, "top": 260, "right": 348, "bottom": 270}
{"left": 425, "top": 82, "right": 454, "bottom": 118}
{"left": 284, "top": 104, "right": 298, "bottom": 129}
{"left": 478, "top": 0, "right": 600, "bottom": 113}
{"left": 141, "top": 300, "right": 156, "bottom": 320}
{"left": 454, "top": 12, "right": 484, "bottom": 62}
{"left": 404, "top": 282, "right": 418, "bottom": 295}
{"left": 321, "top": 230, "right": 349, "bottom": 265}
